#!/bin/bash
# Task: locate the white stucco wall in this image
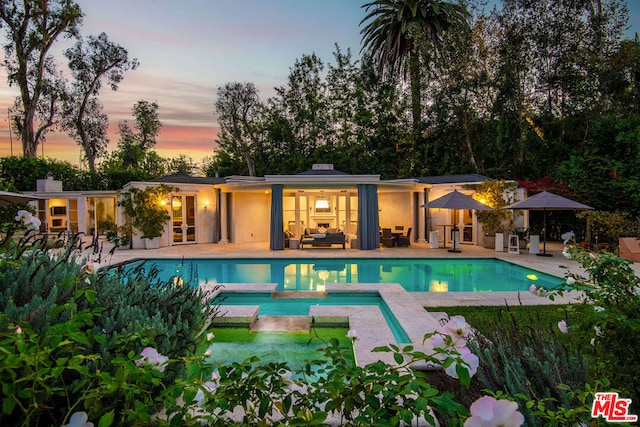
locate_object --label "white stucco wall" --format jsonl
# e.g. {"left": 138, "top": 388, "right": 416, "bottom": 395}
{"left": 229, "top": 191, "right": 271, "bottom": 243}
{"left": 378, "top": 192, "right": 412, "bottom": 231}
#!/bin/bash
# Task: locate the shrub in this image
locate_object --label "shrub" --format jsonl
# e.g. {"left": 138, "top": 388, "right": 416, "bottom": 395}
{"left": 0, "top": 233, "right": 217, "bottom": 425}
{"left": 551, "top": 247, "right": 640, "bottom": 413}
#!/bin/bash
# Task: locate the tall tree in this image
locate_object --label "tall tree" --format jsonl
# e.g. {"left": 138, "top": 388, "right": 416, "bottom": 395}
{"left": 360, "top": 0, "right": 470, "bottom": 135}
{"left": 115, "top": 100, "right": 162, "bottom": 170}
{"left": 9, "top": 57, "right": 68, "bottom": 156}
{"left": 214, "top": 82, "right": 263, "bottom": 177}
{"left": 63, "top": 32, "right": 138, "bottom": 171}
{"left": 0, "top": 0, "right": 83, "bottom": 157}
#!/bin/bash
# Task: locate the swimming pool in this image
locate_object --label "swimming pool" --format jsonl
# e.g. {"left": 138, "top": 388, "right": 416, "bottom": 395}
{"left": 121, "top": 257, "right": 562, "bottom": 292}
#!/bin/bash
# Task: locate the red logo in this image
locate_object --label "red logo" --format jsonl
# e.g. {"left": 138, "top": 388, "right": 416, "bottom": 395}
{"left": 591, "top": 392, "right": 638, "bottom": 423}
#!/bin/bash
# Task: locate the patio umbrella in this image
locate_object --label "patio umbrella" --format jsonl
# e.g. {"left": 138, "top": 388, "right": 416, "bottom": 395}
{"left": 421, "top": 190, "right": 492, "bottom": 253}
{"left": 0, "top": 190, "right": 41, "bottom": 207}
{"left": 504, "top": 191, "right": 593, "bottom": 256}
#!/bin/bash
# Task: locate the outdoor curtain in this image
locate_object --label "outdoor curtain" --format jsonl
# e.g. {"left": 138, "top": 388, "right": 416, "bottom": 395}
{"left": 357, "top": 184, "right": 380, "bottom": 250}
{"left": 270, "top": 184, "right": 284, "bottom": 250}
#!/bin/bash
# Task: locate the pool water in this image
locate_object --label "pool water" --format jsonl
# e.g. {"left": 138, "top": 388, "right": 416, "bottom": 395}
{"left": 212, "top": 291, "right": 411, "bottom": 343}
{"left": 122, "top": 257, "right": 562, "bottom": 292}
{"left": 203, "top": 327, "right": 356, "bottom": 373}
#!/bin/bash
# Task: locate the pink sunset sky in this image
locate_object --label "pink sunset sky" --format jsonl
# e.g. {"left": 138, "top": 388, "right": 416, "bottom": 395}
{"left": 1, "top": 0, "right": 639, "bottom": 167}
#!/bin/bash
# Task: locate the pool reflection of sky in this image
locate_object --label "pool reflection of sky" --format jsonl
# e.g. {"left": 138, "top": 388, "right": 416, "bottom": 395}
{"left": 124, "top": 258, "right": 562, "bottom": 293}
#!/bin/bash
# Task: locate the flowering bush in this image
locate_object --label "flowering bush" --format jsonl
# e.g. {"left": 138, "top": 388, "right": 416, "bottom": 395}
{"left": 549, "top": 246, "right": 640, "bottom": 413}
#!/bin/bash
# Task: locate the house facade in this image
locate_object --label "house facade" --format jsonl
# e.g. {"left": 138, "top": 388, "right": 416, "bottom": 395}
{"left": 28, "top": 165, "right": 523, "bottom": 250}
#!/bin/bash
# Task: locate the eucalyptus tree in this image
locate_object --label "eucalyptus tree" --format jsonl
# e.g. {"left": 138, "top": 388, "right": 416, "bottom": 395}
{"left": 115, "top": 100, "right": 162, "bottom": 171}
{"left": 63, "top": 32, "right": 139, "bottom": 171}
{"left": 8, "top": 57, "right": 68, "bottom": 157}
{"left": 274, "top": 53, "right": 329, "bottom": 153}
{"left": 360, "top": 0, "right": 470, "bottom": 136}
{"left": 0, "top": 0, "right": 83, "bottom": 157}
{"left": 214, "top": 82, "right": 264, "bottom": 177}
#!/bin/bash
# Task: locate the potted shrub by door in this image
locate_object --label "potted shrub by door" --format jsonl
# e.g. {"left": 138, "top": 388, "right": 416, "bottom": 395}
{"left": 463, "top": 180, "right": 519, "bottom": 248}
{"left": 119, "top": 184, "right": 177, "bottom": 249}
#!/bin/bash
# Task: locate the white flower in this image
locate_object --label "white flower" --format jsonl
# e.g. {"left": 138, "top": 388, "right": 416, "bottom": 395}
{"left": 62, "top": 411, "right": 94, "bottom": 427}
{"left": 206, "top": 332, "right": 214, "bottom": 341}
{"left": 15, "top": 209, "right": 41, "bottom": 230}
{"left": 557, "top": 320, "right": 569, "bottom": 333}
{"left": 444, "top": 347, "right": 479, "bottom": 380}
{"left": 594, "top": 306, "right": 605, "bottom": 312}
{"left": 594, "top": 326, "right": 603, "bottom": 336}
{"left": 464, "top": 396, "right": 524, "bottom": 427}
{"left": 80, "top": 260, "right": 96, "bottom": 275}
{"left": 562, "top": 250, "right": 572, "bottom": 259}
{"left": 194, "top": 372, "right": 220, "bottom": 407}
{"left": 442, "top": 315, "right": 470, "bottom": 340}
{"left": 135, "top": 347, "right": 169, "bottom": 372}
{"left": 566, "top": 277, "right": 576, "bottom": 285}
{"left": 346, "top": 329, "right": 358, "bottom": 341}
{"left": 590, "top": 337, "right": 596, "bottom": 346}
{"left": 204, "top": 349, "right": 211, "bottom": 356}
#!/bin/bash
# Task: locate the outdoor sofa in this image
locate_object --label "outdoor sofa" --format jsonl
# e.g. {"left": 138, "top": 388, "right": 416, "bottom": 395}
{"left": 300, "top": 227, "right": 346, "bottom": 249}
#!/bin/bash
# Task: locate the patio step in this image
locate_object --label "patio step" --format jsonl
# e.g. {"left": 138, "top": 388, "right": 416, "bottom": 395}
{"left": 250, "top": 315, "right": 310, "bottom": 332}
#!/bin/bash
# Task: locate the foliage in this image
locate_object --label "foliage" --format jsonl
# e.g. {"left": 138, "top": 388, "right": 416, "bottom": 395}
{"left": 118, "top": 184, "right": 176, "bottom": 239}
{"left": 463, "top": 180, "right": 519, "bottom": 235}
{"left": 550, "top": 247, "right": 640, "bottom": 412}
{"left": 0, "top": 232, "right": 217, "bottom": 426}
{"left": 63, "top": 32, "right": 139, "bottom": 171}
{"left": 0, "top": 0, "right": 83, "bottom": 157}
{"left": 577, "top": 210, "right": 640, "bottom": 246}
{"left": 215, "top": 82, "right": 264, "bottom": 177}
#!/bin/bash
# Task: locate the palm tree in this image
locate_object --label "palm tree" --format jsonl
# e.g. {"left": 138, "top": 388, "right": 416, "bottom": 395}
{"left": 360, "top": 0, "right": 470, "bottom": 133}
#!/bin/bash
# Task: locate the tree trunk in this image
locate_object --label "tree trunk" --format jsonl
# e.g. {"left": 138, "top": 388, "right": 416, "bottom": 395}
{"left": 409, "top": 52, "right": 422, "bottom": 133}
{"left": 21, "top": 112, "right": 37, "bottom": 157}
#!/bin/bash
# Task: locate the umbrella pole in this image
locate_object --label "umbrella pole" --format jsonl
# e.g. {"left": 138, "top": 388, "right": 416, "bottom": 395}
{"left": 537, "top": 208, "right": 553, "bottom": 257}
{"left": 448, "top": 210, "right": 461, "bottom": 253}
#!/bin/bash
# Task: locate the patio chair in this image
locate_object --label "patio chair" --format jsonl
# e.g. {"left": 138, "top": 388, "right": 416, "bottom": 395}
{"left": 397, "top": 227, "right": 412, "bottom": 247}
{"left": 381, "top": 228, "right": 397, "bottom": 247}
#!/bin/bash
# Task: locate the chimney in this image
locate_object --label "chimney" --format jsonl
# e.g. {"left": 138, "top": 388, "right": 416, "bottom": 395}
{"left": 312, "top": 164, "right": 334, "bottom": 171}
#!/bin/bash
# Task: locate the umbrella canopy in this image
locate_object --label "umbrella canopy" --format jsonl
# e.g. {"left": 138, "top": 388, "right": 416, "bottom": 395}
{"left": 421, "top": 189, "right": 493, "bottom": 211}
{"left": 421, "top": 190, "right": 492, "bottom": 252}
{"left": 504, "top": 191, "right": 593, "bottom": 256}
{"left": 504, "top": 191, "right": 593, "bottom": 211}
{"left": 0, "top": 191, "right": 41, "bottom": 207}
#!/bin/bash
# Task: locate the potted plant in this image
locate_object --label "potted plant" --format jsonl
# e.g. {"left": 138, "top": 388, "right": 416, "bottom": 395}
{"left": 464, "top": 180, "right": 519, "bottom": 248}
{"left": 119, "top": 184, "right": 177, "bottom": 249}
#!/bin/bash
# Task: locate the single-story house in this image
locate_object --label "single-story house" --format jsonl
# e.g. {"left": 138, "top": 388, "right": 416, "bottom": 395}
{"left": 27, "top": 165, "right": 525, "bottom": 250}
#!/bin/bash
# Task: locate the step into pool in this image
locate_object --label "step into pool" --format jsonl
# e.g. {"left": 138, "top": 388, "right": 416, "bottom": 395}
{"left": 119, "top": 257, "right": 562, "bottom": 292}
